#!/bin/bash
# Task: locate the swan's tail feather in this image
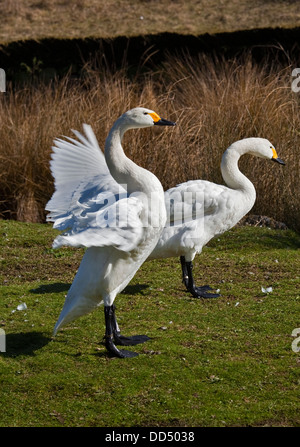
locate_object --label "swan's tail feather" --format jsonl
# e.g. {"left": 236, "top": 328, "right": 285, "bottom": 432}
{"left": 53, "top": 296, "right": 104, "bottom": 336}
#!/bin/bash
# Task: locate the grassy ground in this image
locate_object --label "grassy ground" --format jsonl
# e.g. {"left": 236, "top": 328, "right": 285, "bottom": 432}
{"left": 1, "top": 0, "right": 300, "bottom": 43}
{"left": 0, "top": 219, "right": 299, "bottom": 427}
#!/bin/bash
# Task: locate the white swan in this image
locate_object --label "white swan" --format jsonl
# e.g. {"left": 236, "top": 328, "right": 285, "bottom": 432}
{"left": 148, "top": 137, "right": 285, "bottom": 297}
{"left": 48, "top": 129, "right": 285, "bottom": 302}
{"left": 46, "top": 107, "right": 175, "bottom": 358}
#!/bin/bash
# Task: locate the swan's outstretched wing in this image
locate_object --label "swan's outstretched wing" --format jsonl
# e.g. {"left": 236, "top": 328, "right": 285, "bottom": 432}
{"left": 46, "top": 125, "right": 145, "bottom": 252}
{"left": 46, "top": 124, "right": 120, "bottom": 226}
{"left": 52, "top": 195, "right": 145, "bottom": 251}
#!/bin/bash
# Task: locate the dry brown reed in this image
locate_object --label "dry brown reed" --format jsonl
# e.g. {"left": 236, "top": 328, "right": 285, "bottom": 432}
{"left": 0, "top": 53, "right": 299, "bottom": 231}
{"left": 160, "top": 53, "right": 300, "bottom": 232}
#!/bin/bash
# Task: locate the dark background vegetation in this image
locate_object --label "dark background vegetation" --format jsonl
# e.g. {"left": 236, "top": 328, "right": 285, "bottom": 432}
{"left": 1, "top": 27, "right": 300, "bottom": 231}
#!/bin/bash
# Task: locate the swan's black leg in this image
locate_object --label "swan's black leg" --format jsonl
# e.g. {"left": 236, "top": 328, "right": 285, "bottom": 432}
{"left": 180, "top": 256, "right": 189, "bottom": 289}
{"left": 104, "top": 305, "right": 138, "bottom": 358}
{"left": 180, "top": 256, "right": 220, "bottom": 299}
{"left": 104, "top": 305, "right": 150, "bottom": 358}
{"left": 180, "top": 256, "right": 212, "bottom": 294}
{"left": 111, "top": 304, "right": 151, "bottom": 346}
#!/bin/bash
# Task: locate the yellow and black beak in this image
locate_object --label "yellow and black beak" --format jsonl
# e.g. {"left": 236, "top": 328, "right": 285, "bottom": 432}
{"left": 272, "top": 157, "right": 285, "bottom": 165}
{"left": 271, "top": 148, "right": 285, "bottom": 165}
{"left": 149, "top": 112, "right": 176, "bottom": 127}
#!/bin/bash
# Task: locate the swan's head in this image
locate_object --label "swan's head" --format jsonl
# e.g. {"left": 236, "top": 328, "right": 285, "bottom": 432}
{"left": 120, "top": 107, "right": 176, "bottom": 129}
{"left": 230, "top": 137, "right": 285, "bottom": 165}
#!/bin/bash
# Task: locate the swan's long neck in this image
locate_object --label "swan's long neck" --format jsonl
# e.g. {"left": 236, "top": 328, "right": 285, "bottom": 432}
{"left": 221, "top": 146, "right": 256, "bottom": 200}
{"left": 104, "top": 119, "right": 161, "bottom": 197}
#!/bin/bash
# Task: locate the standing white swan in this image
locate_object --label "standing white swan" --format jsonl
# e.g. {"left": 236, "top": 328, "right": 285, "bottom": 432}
{"left": 46, "top": 108, "right": 175, "bottom": 358}
{"left": 148, "top": 137, "right": 285, "bottom": 298}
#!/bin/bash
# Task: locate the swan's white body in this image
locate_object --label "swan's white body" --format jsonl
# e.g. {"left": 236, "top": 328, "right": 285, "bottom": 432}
{"left": 149, "top": 137, "right": 277, "bottom": 263}
{"left": 148, "top": 137, "right": 284, "bottom": 299}
{"left": 47, "top": 108, "right": 173, "bottom": 338}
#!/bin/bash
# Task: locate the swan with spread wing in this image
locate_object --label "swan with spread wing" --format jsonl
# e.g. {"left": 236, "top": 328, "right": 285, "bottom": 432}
{"left": 48, "top": 125, "right": 285, "bottom": 303}
{"left": 47, "top": 108, "right": 175, "bottom": 358}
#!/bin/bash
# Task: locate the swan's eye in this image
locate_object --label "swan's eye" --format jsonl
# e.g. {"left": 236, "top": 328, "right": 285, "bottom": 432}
{"left": 143, "top": 112, "right": 148, "bottom": 115}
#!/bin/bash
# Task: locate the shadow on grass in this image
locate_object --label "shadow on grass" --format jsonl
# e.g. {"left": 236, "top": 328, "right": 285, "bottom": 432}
{"left": 121, "top": 284, "right": 150, "bottom": 295}
{"left": 30, "top": 283, "right": 71, "bottom": 294}
{"left": 30, "top": 283, "right": 149, "bottom": 296}
{"left": 31, "top": 283, "right": 150, "bottom": 297}
{"left": 3, "top": 331, "right": 51, "bottom": 357}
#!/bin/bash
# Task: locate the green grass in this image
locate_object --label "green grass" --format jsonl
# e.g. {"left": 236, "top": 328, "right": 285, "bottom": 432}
{"left": 0, "top": 220, "right": 299, "bottom": 427}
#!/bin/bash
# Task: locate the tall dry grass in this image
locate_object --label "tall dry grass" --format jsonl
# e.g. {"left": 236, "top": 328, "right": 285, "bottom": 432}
{"left": 160, "top": 53, "right": 300, "bottom": 231}
{"left": 0, "top": 53, "right": 299, "bottom": 231}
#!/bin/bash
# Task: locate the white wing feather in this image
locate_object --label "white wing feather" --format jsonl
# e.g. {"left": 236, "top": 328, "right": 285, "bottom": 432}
{"left": 53, "top": 195, "right": 144, "bottom": 251}
{"left": 46, "top": 125, "right": 145, "bottom": 252}
{"left": 46, "top": 124, "right": 117, "bottom": 220}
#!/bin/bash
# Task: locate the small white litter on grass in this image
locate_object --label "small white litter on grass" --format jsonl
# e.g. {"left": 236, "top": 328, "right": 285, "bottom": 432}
{"left": 261, "top": 286, "right": 273, "bottom": 294}
{"left": 17, "top": 302, "right": 27, "bottom": 311}
{"left": 12, "top": 302, "right": 28, "bottom": 313}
